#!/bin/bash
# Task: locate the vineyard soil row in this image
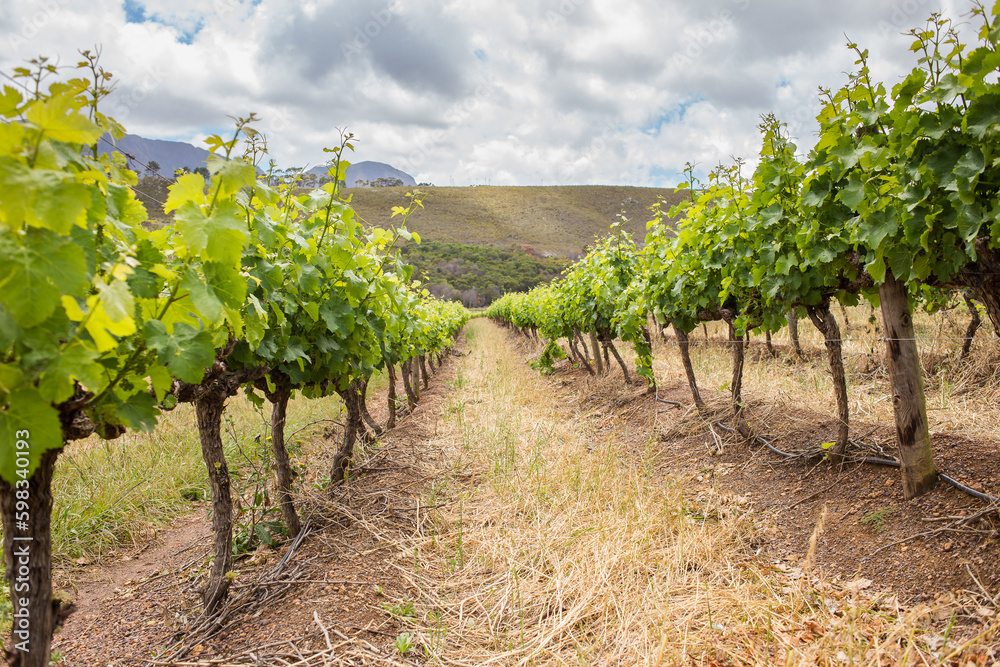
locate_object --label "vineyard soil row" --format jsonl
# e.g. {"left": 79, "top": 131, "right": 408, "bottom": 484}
{"left": 52, "top": 319, "right": 1000, "bottom": 665}
{"left": 412, "top": 321, "right": 999, "bottom": 663}
{"left": 52, "top": 351, "right": 455, "bottom": 665}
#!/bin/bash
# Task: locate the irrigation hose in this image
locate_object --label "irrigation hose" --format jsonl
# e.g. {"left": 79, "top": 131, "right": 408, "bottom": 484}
{"left": 655, "top": 396, "right": 686, "bottom": 407}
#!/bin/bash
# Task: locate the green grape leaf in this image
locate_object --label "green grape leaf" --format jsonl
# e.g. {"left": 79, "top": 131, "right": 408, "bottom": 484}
{"left": 37, "top": 342, "right": 102, "bottom": 404}
{"left": 24, "top": 91, "right": 103, "bottom": 145}
{"left": 299, "top": 264, "right": 322, "bottom": 294}
{"left": 208, "top": 156, "right": 256, "bottom": 199}
{"left": 965, "top": 93, "right": 1000, "bottom": 138}
{"left": 867, "top": 254, "right": 887, "bottom": 284}
{"left": 0, "top": 308, "right": 17, "bottom": 351}
{"left": 838, "top": 173, "right": 865, "bottom": 209}
{"left": 27, "top": 178, "right": 91, "bottom": 234}
{"left": 62, "top": 293, "right": 136, "bottom": 352}
{"left": 143, "top": 320, "right": 215, "bottom": 384}
{"left": 319, "top": 300, "right": 356, "bottom": 337}
{"left": 179, "top": 270, "right": 222, "bottom": 323}
{"left": 282, "top": 339, "right": 310, "bottom": 365}
{"left": 0, "top": 387, "right": 63, "bottom": 484}
{"left": 0, "top": 363, "right": 23, "bottom": 393}
{"left": 204, "top": 261, "right": 247, "bottom": 310}
{"left": 33, "top": 234, "right": 89, "bottom": 297}
{"left": 164, "top": 173, "right": 207, "bottom": 213}
{"left": 775, "top": 254, "right": 796, "bottom": 276}
{"left": 302, "top": 301, "right": 320, "bottom": 322}
{"left": 953, "top": 147, "right": 986, "bottom": 182}
{"left": 147, "top": 364, "right": 173, "bottom": 402}
{"left": 174, "top": 200, "right": 247, "bottom": 264}
{"left": 0, "top": 86, "right": 22, "bottom": 117}
{"left": 0, "top": 269, "right": 59, "bottom": 329}
{"left": 0, "top": 231, "right": 89, "bottom": 328}
{"left": 115, "top": 390, "right": 159, "bottom": 433}
{"left": 927, "top": 142, "right": 964, "bottom": 190}
{"left": 97, "top": 279, "right": 135, "bottom": 324}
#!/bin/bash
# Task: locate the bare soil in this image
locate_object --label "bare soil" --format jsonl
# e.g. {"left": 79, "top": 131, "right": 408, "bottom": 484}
{"left": 541, "top": 342, "right": 1000, "bottom": 621}
{"left": 53, "top": 356, "right": 462, "bottom": 666}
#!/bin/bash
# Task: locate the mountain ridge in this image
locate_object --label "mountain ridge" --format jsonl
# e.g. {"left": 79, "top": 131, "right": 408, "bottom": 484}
{"left": 100, "top": 134, "right": 416, "bottom": 187}
{"left": 117, "top": 135, "right": 684, "bottom": 258}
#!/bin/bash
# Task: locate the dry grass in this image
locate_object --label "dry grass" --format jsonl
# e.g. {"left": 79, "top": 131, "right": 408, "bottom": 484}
{"left": 652, "top": 307, "right": 1000, "bottom": 449}
{"left": 346, "top": 186, "right": 685, "bottom": 256}
{"left": 385, "top": 320, "right": 997, "bottom": 666}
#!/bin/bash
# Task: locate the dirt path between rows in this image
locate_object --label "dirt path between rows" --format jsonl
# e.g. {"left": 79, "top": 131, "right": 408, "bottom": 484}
{"left": 53, "top": 351, "right": 464, "bottom": 666}
{"left": 523, "top": 332, "right": 1000, "bottom": 635}
{"left": 52, "top": 323, "right": 1000, "bottom": 665}
{"left": 54, "top": 511, "right": 212, "bottom": 662}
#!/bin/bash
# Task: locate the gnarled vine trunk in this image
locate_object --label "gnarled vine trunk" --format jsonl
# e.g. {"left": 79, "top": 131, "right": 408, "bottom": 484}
{"left": 807, "top": 302, "right": 849, "bottom": 463}
{"left": 570, "top": 334, "right": 595, "bottom": 375}
{"left": 641, "top": 327, "right": 655, "bottom": 391}
{"left": 419, "top": 355, "right": 430, "bottom": 390}
{"left": 269, "top": 388, "right": 301, "bottom": 538}
{"left": 588, "top": 331, "right": 605, "bottom": 375}
{"left": 358, "top": 378, "right": 383, "bottom": 439}
{"left": 574, "top": 330, "right": 591, "bottom": 363}
{"left": 962, "top": 292, "right": 981, "bottom": 360}
{"left": 401, "top": 359, "right": 418, "bottom": 411}
{"left": 601, "top": 331, "right": 630, "bottom": 383}
{"left": 788, "top": 309, "right": 803, "bottom": 358}
{"left": 196, "top": 391, "right": 234, "bottom": 613}
{"left": 1, "top": 450, "right": 62, "bottom": 667}
{"left": 331, "top": 383, "right": 364, "bottom": 485}
{"left": 674, "top": 325, "right": 706, "bottom": 413}
{"left": 727, "top": 320, "right": 751, "bottom": 440}
{"left": 386, "top": 363, "right": 398, "bottom": 429}
{"left": 954, "top": 242, "right": 1000, "bottom": 339}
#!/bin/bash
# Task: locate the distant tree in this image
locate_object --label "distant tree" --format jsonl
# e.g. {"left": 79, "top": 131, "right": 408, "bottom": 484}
{"left": 193, "top": 166, "right": 210, "bottom": 179}
{"left": 145, "top": 160, "right": 160, "bottom": 176}
{"left": 459, "top": 287, "right": 481, "bottom": 308}
{"left": 371, "top": 177, "right": 404, "bottom": 188}
{"left": 418, "top": 182, "right": 433, "bottom": 186}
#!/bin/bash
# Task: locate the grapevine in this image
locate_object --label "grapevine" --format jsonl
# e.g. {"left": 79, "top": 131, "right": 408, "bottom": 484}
{"left": 0, "top": 58, "right": 468, "bottom": 664}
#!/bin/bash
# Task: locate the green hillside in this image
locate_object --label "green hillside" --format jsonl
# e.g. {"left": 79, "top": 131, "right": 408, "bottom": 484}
{"left": 401, "top": 241, "right": 569, "bottom": 307}
{"left": 347, "top": 185, "right": 686, "bottom": 257}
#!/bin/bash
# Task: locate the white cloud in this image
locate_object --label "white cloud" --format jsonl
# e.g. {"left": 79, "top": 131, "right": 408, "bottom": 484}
{"left": 0, "top": 0, "right": 966, "bottom": 186}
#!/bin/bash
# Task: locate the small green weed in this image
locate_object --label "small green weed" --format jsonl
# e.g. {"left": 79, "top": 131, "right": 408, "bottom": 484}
{"left": 395, "top": 632, "right": 415, "bottom": 655}
{"left": 227, "top": 418, "right": 290, "bottom": 556}
{"left": 382, "top": 598, "right": 416, "bottom": 618}
{"left": 860, "top": 506, "right": 895, "bottom": 531}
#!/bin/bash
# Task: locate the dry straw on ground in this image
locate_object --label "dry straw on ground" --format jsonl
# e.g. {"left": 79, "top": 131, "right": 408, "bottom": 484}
{"left": 648, "top": 308, "right": 1000, "bottom": 448}
{"left": 385, "top": 320, "right": 996, "bottom": 666}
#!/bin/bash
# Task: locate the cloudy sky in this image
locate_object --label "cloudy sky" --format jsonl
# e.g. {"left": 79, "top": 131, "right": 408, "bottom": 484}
{"left": 0, "top": 0, "right": 970, "bottom": 186}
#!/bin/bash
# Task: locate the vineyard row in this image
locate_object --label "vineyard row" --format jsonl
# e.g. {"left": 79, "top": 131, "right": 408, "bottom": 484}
{"left": 486, "top": 3, "right": 1000, "bottom": 511}
{"left": 0, "top": 56, "right": 469, "bottom": 665}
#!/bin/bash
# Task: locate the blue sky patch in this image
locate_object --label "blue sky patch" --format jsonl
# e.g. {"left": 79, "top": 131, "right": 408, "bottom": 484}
{"left": 123, "top": 0, "right": 146, "bottom": 23}
{"left": 121, "top": 1, "right": 204, "bottom": 44}
{"left": 648, "top": 166, "right": 686, "bottom": 188}
{"left": 643, "top": 97, "right": 705, "bottom": 136}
